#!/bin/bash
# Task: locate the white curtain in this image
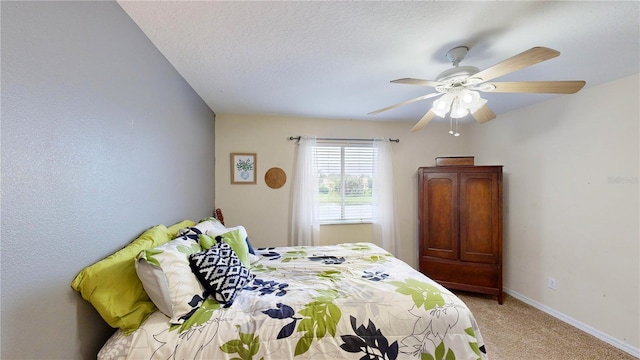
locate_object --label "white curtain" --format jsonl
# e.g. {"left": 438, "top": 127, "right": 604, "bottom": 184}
{"left": 371, "top": 139, "right": 399, "bottom": 256}
{"left": 289, "top": 137, "right": 320, "bottom": 246}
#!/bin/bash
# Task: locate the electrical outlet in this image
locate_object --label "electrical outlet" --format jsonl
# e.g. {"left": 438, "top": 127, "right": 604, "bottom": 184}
{"left": 548, "top": 277, "right": 557, "bottom": 290}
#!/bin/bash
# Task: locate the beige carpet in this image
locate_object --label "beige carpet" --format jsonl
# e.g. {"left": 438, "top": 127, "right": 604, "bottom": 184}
{"left": 455, "top": 291, "right": 638, "bottom": 360}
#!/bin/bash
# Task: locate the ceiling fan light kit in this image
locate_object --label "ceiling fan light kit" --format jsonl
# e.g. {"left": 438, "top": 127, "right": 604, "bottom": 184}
{"left": 432, "top": 89, "right": 487, "bottom": 119}
{"left": 369, "top": 46, "right": 586, "bottom": 135}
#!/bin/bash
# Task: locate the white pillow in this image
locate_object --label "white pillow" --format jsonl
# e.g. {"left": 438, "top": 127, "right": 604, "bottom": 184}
{"left": 135, "top": 236, "right": 205, "bottom": 324}
{"left": 177, "top": 217, "right": 226, "bottom": 238}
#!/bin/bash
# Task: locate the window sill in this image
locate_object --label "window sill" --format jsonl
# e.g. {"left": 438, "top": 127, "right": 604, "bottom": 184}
{"left": 320, "top": 220, "right": 372, "bottom": 226}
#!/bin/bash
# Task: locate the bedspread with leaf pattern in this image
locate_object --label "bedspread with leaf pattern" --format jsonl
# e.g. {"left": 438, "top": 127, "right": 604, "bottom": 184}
{"left": 99, "top": 243, "right": 488, "bottom": 360}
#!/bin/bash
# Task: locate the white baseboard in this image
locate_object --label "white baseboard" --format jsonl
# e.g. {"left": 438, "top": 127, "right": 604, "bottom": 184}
{"left": 504, "top": 288, "right": 640, "bottom": 358}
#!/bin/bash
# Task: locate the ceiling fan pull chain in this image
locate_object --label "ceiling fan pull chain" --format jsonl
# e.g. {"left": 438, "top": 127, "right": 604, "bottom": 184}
{"left": 448, "top": 106, "right": 454, "bottom": 135}
{"left": 446, "top": 98, "right": 460, "bottom": 137}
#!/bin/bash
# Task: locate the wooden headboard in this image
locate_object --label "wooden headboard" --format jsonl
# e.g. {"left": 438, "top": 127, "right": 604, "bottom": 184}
{"left": 215, "top": 208, "right": 225, "bottom": 226}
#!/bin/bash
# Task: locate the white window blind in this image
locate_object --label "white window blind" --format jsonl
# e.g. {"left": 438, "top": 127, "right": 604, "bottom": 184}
{"left": 314, "top": 141, "right": 376, "bottom": 223}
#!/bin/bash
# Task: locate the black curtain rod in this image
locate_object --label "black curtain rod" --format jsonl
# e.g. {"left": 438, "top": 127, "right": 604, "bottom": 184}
{"left": 288, "top": 136, "right": 399, "bottom": 143}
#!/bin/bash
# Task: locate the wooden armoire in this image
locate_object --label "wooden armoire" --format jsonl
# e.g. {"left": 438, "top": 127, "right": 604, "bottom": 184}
{"left": 418, "top": 165, "right": 503, "bottom": 304}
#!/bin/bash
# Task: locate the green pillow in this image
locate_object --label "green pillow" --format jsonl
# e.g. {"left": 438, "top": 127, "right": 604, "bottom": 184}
{"left": 71, "top": 220, "right": 195, "bottom": 334}
{"left": 198, "top": 233, "right": 217, "bottom": 250}
{"left": 199, "top": 230, "right": 250, "bottom": 267}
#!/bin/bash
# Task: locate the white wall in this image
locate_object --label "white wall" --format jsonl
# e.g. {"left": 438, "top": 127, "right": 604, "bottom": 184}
{"left": 467, "top": 74, "right": 639, "bottom": 353}
{"left": 1, "top": 2, "right": 216, "bottom": 359}
{"left": 214, "top": 115, "right": 476, "bottom": 266}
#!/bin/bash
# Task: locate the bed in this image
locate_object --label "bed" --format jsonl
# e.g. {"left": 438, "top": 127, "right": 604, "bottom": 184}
{"left": 72, "top": 215, "right": 488, "bottom": 360}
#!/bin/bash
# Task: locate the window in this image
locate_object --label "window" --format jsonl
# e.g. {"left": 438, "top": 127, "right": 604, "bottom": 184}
{"left": 290, "top": 137, "right": 397, "bottom": 251}
{"left": 314, "top": 141, "right": 376, "bottom": 223}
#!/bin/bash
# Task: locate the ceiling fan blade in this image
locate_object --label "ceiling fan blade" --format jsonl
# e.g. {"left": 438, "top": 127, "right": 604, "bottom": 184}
{"left": 483, "top": 80, "right": 586, "bottom": 94}
{"left": 472, "top": 47, "right": 560, "bottom": 82}
{"left": 410, "top": 110, "right": 436, "bottom": 132}
{"left": 391, "top": 78, "right": 443, "bottom": 87}
{"left": 368, "top": 92, "right": 442, "bottom": 115}
{"left": 471, "top": 104, "right": 496, "bottom": 124}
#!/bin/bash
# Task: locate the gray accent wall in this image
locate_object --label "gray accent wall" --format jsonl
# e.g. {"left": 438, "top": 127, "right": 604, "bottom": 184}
{"left": 1, "top": 2, "right": 216, "bottom": 358}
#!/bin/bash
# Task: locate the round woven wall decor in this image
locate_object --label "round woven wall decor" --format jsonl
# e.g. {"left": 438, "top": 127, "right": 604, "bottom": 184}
{"left": 265, "top": 167, "right": 286, "bottom": 189}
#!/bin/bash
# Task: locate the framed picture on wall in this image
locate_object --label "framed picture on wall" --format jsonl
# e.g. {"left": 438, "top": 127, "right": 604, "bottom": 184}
{"left": 231, "top": 153, "right": 257, "bottom": 184}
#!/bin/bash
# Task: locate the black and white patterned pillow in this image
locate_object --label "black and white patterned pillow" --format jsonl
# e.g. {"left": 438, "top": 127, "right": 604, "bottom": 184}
{"left": 188, "top": 241, "right": 254, "bottom": 307}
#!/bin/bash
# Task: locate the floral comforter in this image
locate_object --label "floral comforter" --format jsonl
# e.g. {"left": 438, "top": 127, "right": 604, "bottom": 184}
{"left": 99, "top": 243, "right": 487, "bottom": 360}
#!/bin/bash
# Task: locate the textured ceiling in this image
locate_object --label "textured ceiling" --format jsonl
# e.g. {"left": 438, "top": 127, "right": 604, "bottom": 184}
{"left": 118, "top": 1, "right": 639, "bottom": 125}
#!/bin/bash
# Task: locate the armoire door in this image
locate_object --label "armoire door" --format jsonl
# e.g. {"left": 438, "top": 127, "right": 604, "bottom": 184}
{"left": 420, "top": 171, "right": 458, "bottom": 260}
{"left": 459, "top": 170, "right": 500, "bottom": 264}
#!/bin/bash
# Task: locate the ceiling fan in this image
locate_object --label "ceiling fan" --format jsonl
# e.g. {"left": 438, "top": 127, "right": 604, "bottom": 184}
{"left": 369, "top": 46, "right": 586, "bottom": 134}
